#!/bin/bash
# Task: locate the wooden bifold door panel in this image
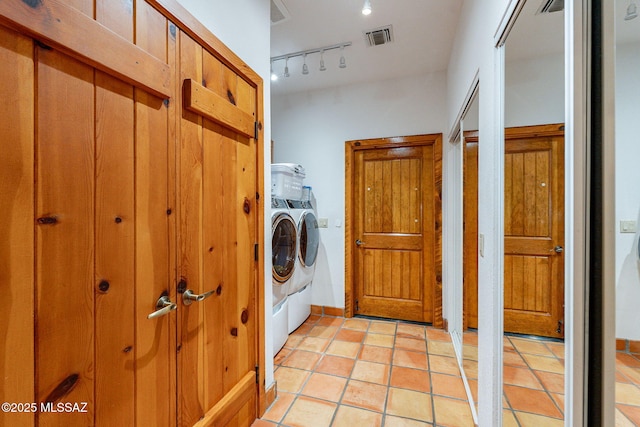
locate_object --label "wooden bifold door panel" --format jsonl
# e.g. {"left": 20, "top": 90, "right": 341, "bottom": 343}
{"left": 463, "top": 124, "right": 565, "bottom": 338}
{"left": 345, "top": 135, "right": 443, "bottom": 326}
{"left": 0, "top": 1, "right": 264, "bottom": 426}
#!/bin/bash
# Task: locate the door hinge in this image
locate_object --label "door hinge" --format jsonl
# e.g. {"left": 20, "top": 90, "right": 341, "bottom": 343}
{"left": 254, "top": 121, "right": 259, "bottom": 141}
{"left": 355, "top": 299, "right": 359, "bottom": 312}
{"left": 255, "top": 365, "right": 260, "bottom": 384}
{"left": 254, "top": 243, "right": 259, "bottom": 261}
{"left": 556, "top": 319, "right": 564, "bottom": 334}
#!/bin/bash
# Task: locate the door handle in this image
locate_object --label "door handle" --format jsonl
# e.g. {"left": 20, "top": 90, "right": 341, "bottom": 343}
{"left": 554, "top": 246, "right": 564, "bottom": 253}
{"left": 147, "top": 295, "right": 177, "bottom": 319}
{"left": 355, "top": 239, "right": 365, "bottom": 246}
{"left": 182, "top": 289, "right": 215, "bottom": 306}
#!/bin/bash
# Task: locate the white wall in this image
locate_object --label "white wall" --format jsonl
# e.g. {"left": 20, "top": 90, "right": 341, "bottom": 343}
{"left": 175, "top": 0, "right": 275, "bottom": 385}
{"left": 615, "top": 42, "right": 640, "bottom": 340}
{"left": 446, "top": 0, "right": 509, "bottom": 425}
{"left": 272, "top": 72, "right": 447, "bottom": 309}
{"left": 505, "top": 53, "right": 564, "bottom": 127}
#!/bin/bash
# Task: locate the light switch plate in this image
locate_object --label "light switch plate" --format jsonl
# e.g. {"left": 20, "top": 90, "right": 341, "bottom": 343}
{"left": 479, "top": 233, "right": 485, "bottom": 257}
{"left": 620, "top": 220, "right": 637, "bottom": 233}
{"left": 318, "top": 218, "right": 329, "bottom": 228}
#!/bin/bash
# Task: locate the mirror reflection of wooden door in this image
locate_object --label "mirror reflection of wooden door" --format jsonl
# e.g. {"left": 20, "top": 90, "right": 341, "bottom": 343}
{"left": 346, "top": 135, "right": 442, "bottom": 325}
{"left": 464, "top": 124, "right": 565, "bottom": 338}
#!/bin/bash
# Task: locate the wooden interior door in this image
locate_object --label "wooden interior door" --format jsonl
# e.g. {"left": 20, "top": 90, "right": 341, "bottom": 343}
{"left": 0, "top": 9, "right": 177, "bottom": 426}
{"left": 1, "top": 1, "right": 264, "bottom": 425}
{"left": 463, "top": 132, "right": 479, "bottom": 330}
{"left": 463, "top": 124, "right": 565, "bottom": 338}
{"left": 177, "top": 33, "right": 259, "bottom": 427}
{"left": 504, "top": 125, "right": 565, "bottom": 337}
{"left": 347, "top": 135, "right": 442, "bottom": 324}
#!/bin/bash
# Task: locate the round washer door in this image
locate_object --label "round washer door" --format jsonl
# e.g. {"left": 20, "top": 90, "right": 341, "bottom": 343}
{"left": 298, "top": 211, "right": 319, "bottom": 267}
{"left": 272, "top": 213, "right": 297, "bottom": 283}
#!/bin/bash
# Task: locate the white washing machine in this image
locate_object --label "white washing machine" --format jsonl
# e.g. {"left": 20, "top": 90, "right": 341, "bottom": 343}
{"left": 286, "top": 197, "right": 320, "bottom": 333}
{"left": 271, "top": 197, "right": 297, "bottom": 354}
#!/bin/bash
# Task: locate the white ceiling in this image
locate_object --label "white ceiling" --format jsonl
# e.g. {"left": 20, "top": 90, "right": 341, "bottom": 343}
{"left": 270, "top": 0, "right": 640, "bottom": 96}
{"left": 270, "top": 0, "right": 464, "bottom": 96}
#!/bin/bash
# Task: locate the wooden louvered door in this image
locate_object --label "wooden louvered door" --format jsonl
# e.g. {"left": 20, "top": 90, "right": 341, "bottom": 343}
{"left": 347, "top": 135, "right": 442, "bottom": 324}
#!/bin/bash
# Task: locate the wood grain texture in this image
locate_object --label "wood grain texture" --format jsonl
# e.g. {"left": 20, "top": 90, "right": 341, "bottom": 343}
{"left": 0, "top": 25, "right": 35, "bottom": 427}
{"left": 192, "top": 371, "right": 256, "bottom": 427}
{"left": 0, "top": 0, "right": 265, "bottom": 424}
{"left": 0, "top": 0, "right": 170, "bottom": 98}
{"left": 134, "top": 6, "right": 173, "bottom": 426}
{"left": 178, "top": 31, "right": 205, "bottom": 427}
{"left": 36, "top": 47, "right": 95, "bottom": 426}
{"left": 183, "top": 78, "right": 255, "bottom": 138}
{"left": 94, "top": 70, "right": 136, "bottom": 426}
{"left": 346, "top": 135, "right": 442, "bottom": 325}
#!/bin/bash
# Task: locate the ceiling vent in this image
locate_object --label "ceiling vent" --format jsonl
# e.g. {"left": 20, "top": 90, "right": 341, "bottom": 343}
{"left": 271, "top": 0, "right": 291, "bottom": 25}
{"left": 364, "top": 25, "right": 394, "bottom": 47}
{"left": 536, "top": 0, "right": 564, "bottom": 14}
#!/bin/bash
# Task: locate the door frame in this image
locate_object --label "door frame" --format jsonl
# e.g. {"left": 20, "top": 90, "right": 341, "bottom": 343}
{"left": 344, "top": 134, "right": 443, "bottom": 328}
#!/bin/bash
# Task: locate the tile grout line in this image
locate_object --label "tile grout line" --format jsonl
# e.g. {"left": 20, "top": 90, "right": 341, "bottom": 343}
{"left": 507, "top": 335, "right": 566, "bottom": 420}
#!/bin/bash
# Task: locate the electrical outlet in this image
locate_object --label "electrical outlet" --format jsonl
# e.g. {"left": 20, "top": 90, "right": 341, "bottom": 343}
{"left": 318, "top": 218, "right": 329, "bottom": 228}
{"left": 620, "top": 220, "right": 637, "bottom": 233}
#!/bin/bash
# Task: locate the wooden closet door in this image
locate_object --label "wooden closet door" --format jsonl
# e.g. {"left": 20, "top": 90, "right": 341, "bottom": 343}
{"left": 23, "top": 1, "right": 176, "bottom": 423}
{"left": 178, "top": 33, "right": 259, "bottom": 427}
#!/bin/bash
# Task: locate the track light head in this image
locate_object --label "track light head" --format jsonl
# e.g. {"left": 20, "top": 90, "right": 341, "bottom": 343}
{"left": 319, "top": 50, "right": 326, "bottom": 71}
{"left": 339, "top": 46, "right": 347, "bottom": 69}
{"left": 270, "top": 61, "right": 278, "bottom": 81}
{"left": 284, "top": 57, "right": 290, "bottom": 77}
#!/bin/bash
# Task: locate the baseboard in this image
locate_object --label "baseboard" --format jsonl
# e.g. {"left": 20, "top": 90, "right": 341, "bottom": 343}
{"left": 259, "top": 381, "right": 277, "bottom": 415}
{"left": 310, "top": 305, "right": 345, "bottom": 317}
{"left": 617, "top": 338, "right": 640, "bottom": 354}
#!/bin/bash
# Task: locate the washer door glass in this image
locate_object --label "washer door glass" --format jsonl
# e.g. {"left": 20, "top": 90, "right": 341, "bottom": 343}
{"left": 272, "top": 214, "right": 297, "bottom": 282}
{"left": 299, "top": 212, "right": 319, "bottom": 267}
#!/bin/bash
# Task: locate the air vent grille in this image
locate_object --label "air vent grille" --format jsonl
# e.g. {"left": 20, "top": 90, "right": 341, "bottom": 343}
{"left": 536, "top": 0, "right": 564, "bottom": 14}
{"left": 364, "top": 25, "right": 394, "bottom": 47}
{"left": 271, "top": 0, "right": 291, "bottom": 25}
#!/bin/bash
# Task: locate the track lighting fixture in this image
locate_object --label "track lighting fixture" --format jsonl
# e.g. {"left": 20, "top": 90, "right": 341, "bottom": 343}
{"left": 625, "top": 0, "right": 638, "bottom": 20}
{"left": 339, "top": 46, "right": 347, "bottom": 69}
{"left": 362, "top": 0, "right": 372, "bottom": 15}
{"left": 269, "top": 42, "right": 351, "bottom": 82}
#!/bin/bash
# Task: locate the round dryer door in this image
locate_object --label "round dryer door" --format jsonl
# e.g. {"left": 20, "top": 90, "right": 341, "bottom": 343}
{"left": 272, "top": 213, "right": 297, "bottom": 283}
{"left": 299, "top": 212, "right": 320, "bottom": 267}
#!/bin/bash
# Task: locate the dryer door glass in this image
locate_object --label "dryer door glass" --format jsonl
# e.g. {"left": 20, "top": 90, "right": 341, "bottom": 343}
{"left": 299, "top": 212, "right": 320, "bottom": 267}
{"left": 272, "top": 214, "right": 297, "bottom": 282}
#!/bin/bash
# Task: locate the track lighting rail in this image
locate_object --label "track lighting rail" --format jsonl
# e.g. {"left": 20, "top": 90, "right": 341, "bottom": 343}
{"left": 270, "top": 42, "right": 352, "bottom": 63}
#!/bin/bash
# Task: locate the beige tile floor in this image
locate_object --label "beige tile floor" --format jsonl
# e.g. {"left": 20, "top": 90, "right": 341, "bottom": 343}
{"left": 253, "top": 315, "right": 640, "bottom": 426}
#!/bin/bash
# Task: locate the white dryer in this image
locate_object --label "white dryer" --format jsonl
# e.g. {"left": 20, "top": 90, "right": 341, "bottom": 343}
{"left": 286, "top": 197, "right": 320, "bottom": 333}
{"left": 271, "top": 197, "right": 297, "bottom": 354}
